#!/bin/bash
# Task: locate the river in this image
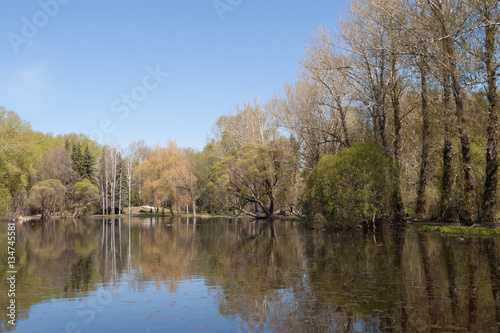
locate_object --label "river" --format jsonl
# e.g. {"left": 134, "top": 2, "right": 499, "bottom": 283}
{"left": 0, "top": 216, "right": 499, "bottom": 332}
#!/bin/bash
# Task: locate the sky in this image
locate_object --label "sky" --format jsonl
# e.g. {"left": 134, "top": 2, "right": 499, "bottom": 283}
{"left": 0, "top": 0, "right": 345, "bottom": 150}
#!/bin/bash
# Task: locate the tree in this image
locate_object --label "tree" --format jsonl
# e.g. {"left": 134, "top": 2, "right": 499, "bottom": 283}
{"left": 0, "top": 185, "right": 11, "bottom": 217}
{"left": 82, "top": 145, "right": 94, "bottom": 179}
{"left": 36, "top": 146, "right": 80, "bottom": 186}
{"left": 302, "top": 28, "right": 354, "bottom": 149}
{"left": 71, "top": 179, "right": 99, "bottom": 217}
{"left": 122, "top": 140, "right": 152, "bottom": 213}
{"left": 26, "top": 179, "right": 65, "bottom": 219}
{"left": 421, "top": 0, "right": 478, "bottom": 224}
{"left": 338, "top": 0, "right": 391, "bottom": 152}
{"left": 211, "top": 98, "right": 279, "bottom": 156}
{"left": 276, "top": 77, "right": 336, "bottom": 169}
{"left": 0, "top": 108, "right": 36, "bottom": 213}
{"left": 136, "top": 141, "right": 188, "bottom": 214}
{"left": 189, "top": 147, "right": 219, "bottom": 213}
{"left": 309, "top": 142, "right": 397, "bottom": 225}
{"left": 95, "top": 143, "right": 122, "bottom": 215}
{"left": 210, "top": 139, "right": 298, "bottom": 218}
{"left": 176, "top": 148, "right": 199, "bottom": 216}
{"left": 469, "top": 0, "right": 500, "bottom": 224}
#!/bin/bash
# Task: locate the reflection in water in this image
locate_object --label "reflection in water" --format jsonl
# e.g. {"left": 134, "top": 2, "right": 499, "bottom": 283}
{"left": 0, "top": 218, "right": 499, "bottom": 332}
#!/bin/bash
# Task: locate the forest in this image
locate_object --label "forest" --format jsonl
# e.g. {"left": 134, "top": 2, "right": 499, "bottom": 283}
{"left": 1, "top": 0, "right": 500, "bottom": 226}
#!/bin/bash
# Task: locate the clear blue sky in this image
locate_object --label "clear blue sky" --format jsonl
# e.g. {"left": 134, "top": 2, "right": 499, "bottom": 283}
{"left": 0, "top": 0, "right": 345, "bottom": 150}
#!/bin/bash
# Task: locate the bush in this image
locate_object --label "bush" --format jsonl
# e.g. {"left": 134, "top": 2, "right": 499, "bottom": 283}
{"left": 71, "top": 179, "right": 99, "bottom": 217}
{"left": 308, "top": 143, "right": 397, "bottom": 225}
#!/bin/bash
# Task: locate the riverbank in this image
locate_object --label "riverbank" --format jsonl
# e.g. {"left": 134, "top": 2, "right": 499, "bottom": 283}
{"left": 7, "top": 214, "right": 500, "bottom": 237}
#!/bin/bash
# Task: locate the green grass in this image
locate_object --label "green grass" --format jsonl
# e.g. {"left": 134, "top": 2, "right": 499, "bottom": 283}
{"left": 285, "top": 217, "right": 317, "bottom": 223}
{"left": 419, "top": 225, "right": 500, "bottom": 235}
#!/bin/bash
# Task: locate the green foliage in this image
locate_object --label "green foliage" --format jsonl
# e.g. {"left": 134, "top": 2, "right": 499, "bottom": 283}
{"left": 36, "top": 146, "right": 80, "bottom": 186}
{"left": 419, "top": 225, "right": 500, "bottom": 235}
{"left": 210, "top": 140, "right": 298, "bottom": 216}
{"left": 26, "top": 179, "right": 66, "bottom": 218}
{"left": 68, "top": 141, "right": 94, "bottom": 179}
{"left": 0, "top": 185, "right": 12, "bottom": 217}
{"left": 189, "top": 148, "right": 220, "bottom": 213}
{"left": 0, "top": 108, "right": 36, "bottom": 209}
{"left": 71, "top": 179, "right": 99, "bottom": 217}
{"left": 308, "top": 142, "right": 397, "bottom": 225}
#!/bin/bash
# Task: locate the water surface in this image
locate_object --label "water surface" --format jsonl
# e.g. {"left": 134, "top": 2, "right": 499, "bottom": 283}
{"left": 1, "top": 217, "right": 499, "bottom": 332}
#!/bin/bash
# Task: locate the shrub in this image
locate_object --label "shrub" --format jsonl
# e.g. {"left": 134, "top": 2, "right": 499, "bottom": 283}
{"left": 308, "top": 143, "right": 397, "bottom": 225}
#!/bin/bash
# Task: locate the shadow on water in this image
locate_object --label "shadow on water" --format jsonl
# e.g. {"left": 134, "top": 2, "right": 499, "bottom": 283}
{"left": 0, "top": 217, "right": 499, "bottom": 332}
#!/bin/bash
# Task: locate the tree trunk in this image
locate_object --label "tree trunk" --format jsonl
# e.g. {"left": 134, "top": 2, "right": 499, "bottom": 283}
{"left": 128, "top": 161, "right": 132, "bottom": 214}
{"left": 111, "top": 148, "right": 117, "bottom": 215}
{"left": 451, "top": 69, "right": 477, "bottom": 225}
{"left": 100, "top": 175, "right": 105, "bottom": 216}
{"left": 390, "top": 54, "right": 404, "bottom": 220}
{"left": 440, "top": 74, "right": 453, "bottom": 221}
{"left": 105, "top": 159, "right": 109, "bottom": 215}
{"left": 481, "top": 18, "right": 498, "bottom": 225}
{"left": 118, "top": 167, "right": 122, "bottom": 215}
{"left": 435, "top": 0, "right": 477, "bottom": 224}
{"left": 338, "top": 103, "right": 350, "bottom": 147}
{"left": 416, "top": 59, "right": 430, "bottom": 217}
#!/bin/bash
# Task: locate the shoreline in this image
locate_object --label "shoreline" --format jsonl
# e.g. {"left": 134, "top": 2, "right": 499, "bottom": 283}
{"left": 6, "top": 215, "right": 500, "bottom": 235}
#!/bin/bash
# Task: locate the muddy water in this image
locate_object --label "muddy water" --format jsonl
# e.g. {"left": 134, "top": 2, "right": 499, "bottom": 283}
{"left": 0, "top": 217, "right": 499, "bottom": 332}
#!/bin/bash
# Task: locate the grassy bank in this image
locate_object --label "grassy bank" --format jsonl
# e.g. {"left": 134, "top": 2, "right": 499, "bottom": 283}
{"left": 419, "top": 225, "right": 500, "bottom": 235}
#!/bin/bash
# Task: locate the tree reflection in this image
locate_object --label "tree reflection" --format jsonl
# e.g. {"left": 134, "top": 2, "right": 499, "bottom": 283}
{"left": 1, "top": 218, "right": 499, "bottom": 332}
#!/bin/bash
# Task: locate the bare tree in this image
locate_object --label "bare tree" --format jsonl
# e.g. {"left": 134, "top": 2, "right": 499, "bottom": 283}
{"left": 467, "top": 0, "right": 500, "bottom": 224}
{"left": 420, "top": 0, "right": 478, "bottom": 224}
{"left": 338, "top": 0, "right": 391, "bottom": 153}
{"left": 302, "top": 28, "right": 354, "bottom": 148}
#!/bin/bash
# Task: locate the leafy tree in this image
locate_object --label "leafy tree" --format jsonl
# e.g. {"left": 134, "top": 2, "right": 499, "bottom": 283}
{"left": 36, "top": 146, "right": 80, "bottom": 186}
{"left": 0, "top": 185, "right": 11, "bottom": 217}
{"left": 176, "top": 148, "right": 199, "bottom": 216}
{"left": 26, "top": 179, "right": 66, "bottom": 219}
{"left": 308, "top": 142, "right": 397, "bottom": 225}
{"left": 136, "top": 141, "right": 193, "bottom": 214}
{"left": 189, "top": 146, "right": 220, "bottom": 213}
{"left": 71, "top": 179, "right": 99, "bottom": 217}
{"left": 0, "top": 108, "right": 36, "bottom": 213}
{"left": 210, "top": 139, "right": 298, "bottom": 218}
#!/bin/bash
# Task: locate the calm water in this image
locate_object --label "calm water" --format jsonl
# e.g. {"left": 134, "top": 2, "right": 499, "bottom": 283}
{"left": 0, "top": 217, "right": 499, "bottom": 332}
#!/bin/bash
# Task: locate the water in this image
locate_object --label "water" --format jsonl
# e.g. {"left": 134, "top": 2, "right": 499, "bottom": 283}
{"left": 0, "top": 217, "right": 499, "bottom": 332}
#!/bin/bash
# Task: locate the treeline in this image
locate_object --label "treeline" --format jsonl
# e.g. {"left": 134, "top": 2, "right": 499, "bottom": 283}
{"left": 1, "top": 0, "right": 500, "bottom": 225}
{"left": 205, "top": 0, "right": 500, "bottom": 225}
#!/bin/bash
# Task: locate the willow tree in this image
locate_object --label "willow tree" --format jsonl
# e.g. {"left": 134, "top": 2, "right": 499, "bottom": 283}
{"left": 71, "top": 179, "right": 99, "bottom": 217}
{"left": 136, "top": 144, "right": 176, "bottom": 213}
{"left": 210, "top": 139, "right": 299, "bottom": 218}
{"left": 136, "top": 141, "right": 197, "bottom": 215}
{"left": 27, "top": 179, "right": 65, "bottom": 219}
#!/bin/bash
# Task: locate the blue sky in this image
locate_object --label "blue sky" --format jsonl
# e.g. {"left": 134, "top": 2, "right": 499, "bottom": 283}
{"left": 0, "top": 0, "right": 345, "bottom": 150}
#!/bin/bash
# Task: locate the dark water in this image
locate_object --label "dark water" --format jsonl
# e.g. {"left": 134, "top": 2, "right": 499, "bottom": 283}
{"left": 0, "top": 217, "right": 499, "bottom": 332}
